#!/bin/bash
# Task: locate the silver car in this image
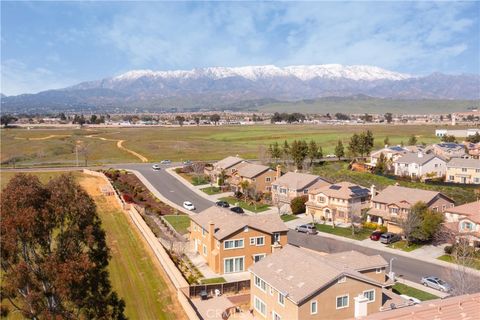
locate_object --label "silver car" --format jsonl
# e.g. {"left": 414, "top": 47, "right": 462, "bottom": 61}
{"left": 421, "top": 276, "right": 451, "bottom": 292}
{"left": 295, "top": 224, "right": 318, "bottom": 235}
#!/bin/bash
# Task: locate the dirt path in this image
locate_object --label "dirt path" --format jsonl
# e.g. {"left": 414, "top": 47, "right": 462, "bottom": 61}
{"left": 14, "top": 134, "right": 71, "bottom": 140}
{"left": 84, "top": 135, "right": 149, "bottom": 162}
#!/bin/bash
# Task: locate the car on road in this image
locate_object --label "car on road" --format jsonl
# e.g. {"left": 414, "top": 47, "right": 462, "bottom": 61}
{"left": 230, "top": 206, "right": 244, "bottom": 214}
{"left": 325, "top": 154, "right": 337, "bottom": 158}
{"left": 216, "top": 200, "right": 230, "bottom": 208}
{"left": 421, "top": 276, "right": 451, "bottom": 292}
{"left": 295, "top": 224, "right": 318, "bottom": 235}
{"left": 400, "top": 295, "right": 421, "bottom": 305}
{"left": 370, "top": 231, "right": 384, "bottom": 241}
{"left": 380, "top": 232, "right": 401, "bottom": 244}
{"left": 152, "top": 164, "right": 161, "bottom": 171}
{"left": 183, "top": 201, "right": 195, "bottom": 211}
{"left": 183, "top": 160, "right": 192, "bottom": 165}
{"left": 160, "top": 160, "right": 171, "bottom": 165}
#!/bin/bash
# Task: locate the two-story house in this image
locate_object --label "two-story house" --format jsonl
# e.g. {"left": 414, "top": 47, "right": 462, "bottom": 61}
{"left": 428, "top": 143, "right": 468, "bottom": 160}
{"left": 271, "top": 171, "right": 330, "bottom": 211}
{"left": 249, "top": 245, "right": 390, "bottom": 320}
{"left": 189, "top": 206, "right": 288, "bottom": 274}
{"left": 229, "top": 163, "right": 278, "bottom": 193}
{"left": 444, "top": 201, "right": 480, "bottom": 248}
{"left": 446, "top": 158, "right": 480, "bottom": 184}
{"left": 393, "top": 152, "right": 446, "bottom": 179}
{"left": 205, "top": 156, "right": 245, "bottom": 183}
{"left": 367, "top": 185, "right": 455, "bottom": 233}
{"left": 306, "top": 182, "right": 371, "bottom": 223}
{"left": 369, "top": 146, "right": 409, "bottom": 169}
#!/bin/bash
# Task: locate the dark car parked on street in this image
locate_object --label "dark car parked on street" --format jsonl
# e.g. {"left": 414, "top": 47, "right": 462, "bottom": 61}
{"left": 230, "top": 206, "right": 244, "bottom": 214}
{"left": 216, "top": 200, "right": 230, "bottom": 208}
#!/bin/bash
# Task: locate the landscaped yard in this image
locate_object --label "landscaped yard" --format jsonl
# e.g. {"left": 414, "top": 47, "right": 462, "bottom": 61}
{"left": 219, "top": 196, "right": 270, "bottom": 213}
{"left": 177, "top": 171, "right": 210, "bottom": 186}
{"left": 281, "top": 214, "right": 299, "bottom": 222}
{"left": 437, "top": 255, "right": 480, "bottom": 270}
{"left": 314, "top": 223, "right": 371, "bottom": 240}
{"left": 201, "top": 186, "right": 222, "bottom": 195}
{"left": 392, "top": 283, "right": 439, "bottom": 301}
{"left": 200, "top": 277, "right": 227, "bottom": 284}
{"left": 163, "top": 215, "right": 191, "bottom": 235}
{"left": 387, "top": 240, "right": 424, "bottom": 252}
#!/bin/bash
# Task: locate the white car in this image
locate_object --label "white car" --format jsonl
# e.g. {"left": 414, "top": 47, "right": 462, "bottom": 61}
{"left": 183, "top": 201, "right": 195, "bottom": 211}
{"left": 160, "top": 160, "right": 171, "bottom": 165}
{"left": 400, "top": 295, "right": 421, "bottom": 305}
{"left": 152, "top": 164, "right": 161, "bottom": 170}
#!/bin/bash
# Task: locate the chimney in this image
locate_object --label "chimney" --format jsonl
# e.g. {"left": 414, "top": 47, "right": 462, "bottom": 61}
{"left": 370, "top": 184, "right": 376, "bottom": 198}
{"left": 271, "top": 242, "right": 282, "bottom": 253}
{"left": 418, "top": 151, "right": 423, "bottom": 158}
{"left": 208, "top": 221, "right": 215, "bottom": 251}
{"left": 354, "top": 294, "right": 369, "bottom": 318}
{"left": 276, "top": 165, "right": 282, "bottom": 179}
{"left": 384, "top": 144, "right": 389, "bottom": 148}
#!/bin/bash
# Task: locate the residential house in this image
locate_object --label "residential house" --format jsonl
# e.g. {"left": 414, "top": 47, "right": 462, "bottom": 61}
{"left": 444, "top": 201, "right": 480, "bottom": 248}
{"left": 189, "top": 206, "right": 288, "bottom": 274}
{"left": 393, "top": 152, "right": 446, "bottom": 179}
{"left": 205, "top": 156, "right": 245, "bottom": 183}
{"left": 249, "top": 245, "right": 390, "bottom": 320}
{"left": 271, "top": 171, "right": 330, "bottom": 211}
{"left": 229, "top": 163, "right": 278, "bottom": 193}
{"left": 428, "top": 142, "right": 468, "bottom": 160}
{"left": 367, "top": 185, "right": 455, "bottom": 233}
{"left": 369, "top": 146, "right": 409, "bottom": 169}
{"left": 446, "top": 158, "right": 480, "bottom": 184}
{"left": 306, "top": 182, "right": 371, "bottom": 223}
{"left": 463, "top": 142, "right": 480, "bottom": 159}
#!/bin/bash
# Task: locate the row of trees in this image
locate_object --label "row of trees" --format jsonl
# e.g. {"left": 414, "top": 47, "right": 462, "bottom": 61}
{"left": 346, "top": 130, "right": 374, "bottom": 157}
{"left": 72, "top": 114, "right": 106, "bottom": 125}
{"left": 270, "top": 112, "right": 306, "bottom": 123}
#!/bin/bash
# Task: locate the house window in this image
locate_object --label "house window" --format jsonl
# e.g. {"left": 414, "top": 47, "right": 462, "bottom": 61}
{"left": 363, "top": 290, "right": 375, "bottom": 302}
{"left": 253, "top": 254, "right": 266, "bottom": 263}
{"left": 266, "top": 177, "right": 271, "bottom": 182}
{"left": 272, "top": 185, "right": 278, "bottom": 191}
{"left": 475, "top": 178, "right": 480, "bottom": 183}
{"left": 280, "top": 188, "right": 287, "bottom": 194}
{"left": 202, "top": 228, "right": 206, "bottom": 237}
{"left": 337, "top": 276, "right": 346, "bottom": 283}
{"left": 254, "top": 276, "right": 267, "bottom": 292}
{"left": 311, "top": 300, "right": 318, "bottom": 314}
{"left": 375, "top": 268, "right": 382, "bottom": 274}
{"left": 318, "top": 196, "right": 326, "bottom": 203}
{"left": 449, "top": 175, "right": 455, "bottom": 181}
{"left": 303, "top": 189, "right": 309, "bottom": 194}
{"left": 224, "top": 257, "right": 244, "bottom": 273}
{"left": 273, "top": 232, "right": 281, "bottom": 243}
{"left": 254, "top": 296, "right": 266, "bottom": 317}
{"left": 476, "top": 169, "right": 480, "bottom": 173}
{"left": 244, "top": 226, "right": 249, "bottom": 232}
{"left": 224, "top": 239, "right": 244, "bottom": 249}
{"left": 432, "top": 207, "right": 438, "bottom": 212}
{"left": 462, "top": 221, "right": 473, "bottom": 231}
{"left": 461, "top": 168, "right": 467, "bottom": 172}
{"left": 250, "top": 236, "right": 265, "bottom": 246}
{"left": 278, "top": 293, "right": 285, "bottom": 306}
{"left": 202, "top": 244, "right": 207, "bottom": 256}
{"left": 273, "top": 312, "right": 281, "bottom": 320}
{"left": 336, "top": 295, "right": 349, "bottom": 309}
{"left": 389, "top": 207, "right": 399, "bottom": 214}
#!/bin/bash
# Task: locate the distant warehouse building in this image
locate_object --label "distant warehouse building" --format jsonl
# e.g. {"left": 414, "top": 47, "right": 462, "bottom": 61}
{"left": 435, "top": 128, "right": 480, "bottom": 138}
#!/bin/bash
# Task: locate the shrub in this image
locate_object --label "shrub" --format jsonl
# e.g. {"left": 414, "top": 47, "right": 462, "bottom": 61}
{"left": 234, "top": 191, "right": 243, "bottom": 199}
{"left": 444, "top": 245, "right": 454, "bottom": 255}
{"left": 122, "top": 194, "right": 134, "bottom": 203}
{"left": 290, "top": 195, "right": 308, "bottom": 215}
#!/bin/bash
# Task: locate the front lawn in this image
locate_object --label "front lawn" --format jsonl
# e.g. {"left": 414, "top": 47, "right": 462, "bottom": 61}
{"left": 314, "top": 223, "right": 371, "bottom": 240}
{"left": 387, "top": 240, "right": 423, "bottom": 252}
{"left": 201, "top": 186, "right": 222, "bottom": 195}
{"left": 392, "top": 283, "right": 439, "bottom": 301}
{"left": 437, "top": 255, "right": 480, "bottom": 270}
{"left": 200, "top": 277, "right": 227, "bottom": 284}
{"left": 219, "top": 196, "right": 270, "bottom": 213}
{"left": 177, "top": 172, "right": 210, "bottom": 186}
{"left": 163, "top": 215, "right": 191, "bottom": 235}
{"left": 281, "top": 214, "right": 299, "bottom": 222}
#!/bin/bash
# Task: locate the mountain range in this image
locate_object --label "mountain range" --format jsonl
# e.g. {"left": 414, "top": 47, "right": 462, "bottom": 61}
{"left": 2, "top": 64, "right": 479, "bottom": 113}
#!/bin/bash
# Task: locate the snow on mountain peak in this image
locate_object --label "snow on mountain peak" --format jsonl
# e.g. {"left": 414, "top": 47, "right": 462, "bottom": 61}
{"left": 113, "top": 64, "right": 411, "bottom": 82}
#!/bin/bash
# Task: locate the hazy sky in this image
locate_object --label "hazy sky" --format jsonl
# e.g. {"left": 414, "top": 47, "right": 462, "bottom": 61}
{"left": 1, "top": 1, "right": 479, "bottom": 95}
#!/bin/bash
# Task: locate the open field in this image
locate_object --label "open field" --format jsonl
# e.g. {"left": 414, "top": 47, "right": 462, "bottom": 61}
{"left": 1, "top": 124, "right": 446, "bottom": 167}
{"left": 0, "top": 171, "right": 184, "bottom": 320}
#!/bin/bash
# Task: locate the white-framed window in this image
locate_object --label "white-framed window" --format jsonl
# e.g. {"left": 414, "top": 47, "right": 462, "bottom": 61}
{"left": 250, "top": 236, "right": 265, "bottom": 246}
{"left": 432, "top": 207, "right": 438, "bottom": 212}
{"left": 449, "top": 175, "right": 455, "bottom": 181}
{"left": 476, "top": 169, "right": 480, "bottom": 173}
{"left": 272, "top": 185, "right": 278, "bottom": 190}
{"left": 244, "top": 226, "right": 249, "bottom": 232}
{"left": 475, "top": 178, "right": 480, "bottom": 183}
{"left": 280, "top": 188, "right": 287, "bottom": 194}
{"left": 253, "top": 254, "right": 266, "bottom": 263}
{"left": 202, "top": 228, "right": 206, "bottom": 237}
{"left": 337, "top": 276, "right": 346, "bottom": 284}
{"left": 462, "top": 221, "right": 473, "bottom": 231}
{"left": 254, "top": 275, "right": 267, "bottom": 292}
{"left": 375, "top": 268, "right": 382, "bottom": 274}
{"left": 272, "top": 311, "right": 281, "bottom": 320}
{"left": 336, "top": 295, "right": 349, "bottom": 309}
{"left": 202, "top": 244, "right": 207, "bottom": 256}
{"left": 254, "top": 296, "right": 266, "bottom": 317}
{"left": 462, "top": 168, "right": 468, "bottom": 172}
{"left": 277, "top": 292, "right": 285, "bottom": 306}
{"left": 273, "top": 232, "right": 281, "bottom": 243}
{"left": 224, "top": 239, "right": 244, "bottom": 250}
{"left": 311, "top": 300, "right": 318, "bottom": 314}
{"left": 224, "top": 257, "right": 244, "bottom": 273}
{"left": 318, "top": 196, "right": 326, "bottom": 203}
{"left": 363, "top": 290, "right": 375, "bottom": 302}
{"left": 266, "top": 177, "right": 271, "bottom": 182}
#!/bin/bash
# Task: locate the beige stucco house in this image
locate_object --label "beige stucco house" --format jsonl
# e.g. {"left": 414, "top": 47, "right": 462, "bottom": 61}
{"left": 306, "top": 182, "right": 371, "bottom": 223}
{"left": 393, "top": 152, "right": 447, "bottom": 179}
{"left": 189, "top": 206, "right": 288, "bottom": 274}
{"left": 444, "top": 201, "right": 480, "bottom": 248}
{"left": 249, "top": 245, "right": 390, "bottom": 320}
{"left": 205, "top": 156, "right": 245, "bottom": 183}
{"left": 446, "top": 158, "right": 480, "bottom": 184}
{"left": 229, "top": 163, "right": 278, "bottom": 193}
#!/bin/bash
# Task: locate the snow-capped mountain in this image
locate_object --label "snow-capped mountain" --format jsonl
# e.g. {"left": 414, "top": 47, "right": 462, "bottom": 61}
{"left": 2, "top": 64, "right": 479, "bottom": 112}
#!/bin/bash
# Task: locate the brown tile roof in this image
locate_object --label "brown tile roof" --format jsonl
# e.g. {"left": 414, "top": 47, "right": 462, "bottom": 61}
{"left": 327, "top": 250, "right": 388, "bottom": 271}
{"left": 249, "top": 245, "right": 387, "bottom": 305}
{"left": 272, "top": 172, "right": 330, "bottom": 191}
{"left": 373, "top": 185, "right": 453, "bottom": 207}
{"left": 190, "top": 206, "right": 288, "bottom": 240}
{"left": 214, "top": 156, "right": 244, "bottom": 170}
{"left": 447, "top": 201, "right": 480, "bottom": 217}
{"left": 360, "top": 293, "right": 480, "bottom": 320}
{"left": 447, "top": 158, "right": 480, "bottom": 169}
{"left": 236, "top": 163, "right": 271, "bottom": 179}
{"left": 310, "top": 181, "right": 370, "bottom": 199}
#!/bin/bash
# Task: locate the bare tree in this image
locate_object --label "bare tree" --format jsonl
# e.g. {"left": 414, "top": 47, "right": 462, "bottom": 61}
{"left": 257, "top": 145, "right": 269, "bottom": 165}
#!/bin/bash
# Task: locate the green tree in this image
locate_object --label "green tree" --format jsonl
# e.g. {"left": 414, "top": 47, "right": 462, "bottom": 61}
{"left": 0, "top": 174, "right": 126, "bottom": 319}
{"left": 0, "top": 115, "right": 17, "bottom": 128}
{"left": 307, "top": 140, "right": 322, "bottom": 166}
{"left": 290, "top": 195, "right": 308, "bottom": 215}
{"left": 175, "top": 115, "right": 185, "bottom": 126}
{"left": 383, "top": 136, "right": 390, "bottom": 146}
{"left": 210, "top": 114, "right": 220, "bottom": 125}
{"left": 384, "top": 113, "right": 393, "bottom": 123}
{"left": 90, "top": 114, "right": 98, "bottom": 124}
{"left": 348, "top": 133, "right": 360, "bottom": 158}
{"left": 239, "top": 180, "right": 250, "bottom": 202}
{"left": 375, "top": 152, "right": 388, "bottom": 174}
{"left": 335, "top": 140, "right": 345, "bottom": 160}
{"left": 407, "top": 135, "right": 418, "bottom": 146}
{"left": 269, "top": 142, "right": 282, "bottom": 163}
{"left": 194, "top": 117, "right": 200, "bottom": 126}
{"left": 282, "top": 140, "right": 290, "bottom": 160}
{"left": 466, "top": 132, "right": 480, "bottom": 143}
{"left": 441, "top": 135, "right": 457, "bottom": 143}
{"left": 290, "top": 140, "right": 309, "bottom": 169}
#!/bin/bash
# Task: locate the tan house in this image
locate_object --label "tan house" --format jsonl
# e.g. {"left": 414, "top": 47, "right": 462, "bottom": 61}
{"left": 428, "top": 142, "right": 468, "bottom": 160}
{"left": 446, "top": 158, "right": 480, "bottom": 184}
{"left": 229, "top": 163, "right": 278, "bottom": 193}
{"left": 367, "top": 185, "right": 455, "bottom": 233}
{"left": 444, "top": 201, "right": 480, "bottom": 248}
{"left": 369, "top": 146, "right": 409, "bottom": 169}
{"left": 306, "top": 182, "right": 371, "bottom": 223}
{"left": 189, "top": 206, "right": 288, "bottom": 274}
{"left": 271, "top": 171, "right": 330, "bottom": 210}
{"left": 249, "top": 245, "right": 390, "bottom": 320}
{"left": 205, "top": 156, "right": 245, "bottom": 183}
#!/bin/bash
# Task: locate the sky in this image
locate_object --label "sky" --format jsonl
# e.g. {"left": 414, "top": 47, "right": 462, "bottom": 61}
{"left": 1, "top": 1, "right": 479, "bottom": 96}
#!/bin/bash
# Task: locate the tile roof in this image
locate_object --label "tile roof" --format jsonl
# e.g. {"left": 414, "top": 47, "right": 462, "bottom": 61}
{"left": 236, "top": 163, "right": 271, "bottom": 179}
{"left": 447, "top": 201, "right": 480, "bottom": 224}
{"left": 249, "top": 245, "right": 387, "bottom": 305}
{"left": 310, "top": 181, "right": 370, "bottom": 199}
{"left": 373, "top": 185, "right": 452, "bottom": 206}
{"left": 272, "top": 172, "right": 330, "bottom": 191}
{"left": 447, "top": 158, "right": 480, "bottom": 169}
{"left": 190, "top": 206, "right": 288, "bottom": 240}
{"left": 394, "top": 153, "right": 442, "bottom": 166}
{"left": 214, "top": 156, "right": 244, "bottom": 170}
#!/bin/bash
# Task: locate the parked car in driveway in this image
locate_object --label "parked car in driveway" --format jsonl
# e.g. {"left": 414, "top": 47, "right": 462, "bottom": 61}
{"left": 160, "top": 160, "right": 171, "bottom": 165}
{"left": 230, "top": 206, "right": 244, "bottom": 214}
{"left": 183, "top": 201, "right": 195, "bottom": 211}
{"left": 421, "top": 276, "right": 451, "bottom": 292}
{"left": 370, "top": 231, "right": 384, "bottom": 241}
{"left": 380, "top": 232, "right": 401, "bottom": 244}
{"left": 295, "top": 224, "right": 318, "bottom": 235}
{"left": 152, "top": 164, "right": 161, "bottom": 171}
{"left": 216, "top": 200, "right": 230, "bottom": 208}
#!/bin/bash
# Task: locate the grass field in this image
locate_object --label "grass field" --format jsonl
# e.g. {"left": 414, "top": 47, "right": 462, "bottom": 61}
{"left": 392, "top": 283, "right": 439, "bottom": 301}
{"left": 1, "top": 172, "right": 184, "bottom": 320}
{"left": 387, "top": 240, "right": 423, "bottom": 252}
{"left": 163, "top": 215, "right": 191, "bottom": 234}
{"left": 219, "top": 196, "right": 270, "bottom": 213}
{"left": 1, "top": 124, "right": 445, "bottom": 167}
